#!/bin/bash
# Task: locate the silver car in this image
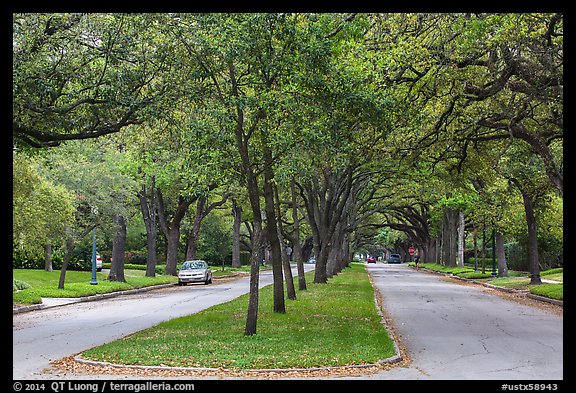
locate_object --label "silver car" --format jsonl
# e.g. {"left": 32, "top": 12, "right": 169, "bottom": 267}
{"left": 177, "top": 260, "right": 212, "bottom": 285}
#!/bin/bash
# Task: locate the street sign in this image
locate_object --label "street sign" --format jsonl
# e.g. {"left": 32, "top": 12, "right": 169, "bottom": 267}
{"left": 408, "top": 246, "right": 415, "bottom": 256}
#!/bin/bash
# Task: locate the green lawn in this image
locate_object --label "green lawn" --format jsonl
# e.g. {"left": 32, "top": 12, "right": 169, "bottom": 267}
{"left": 541, "top": 268, "right": 563, "bottom": 282}
{"left": 82, "top": 263, "right": 397, "bottom": 370}
{"left": 489, "top": 276, "right": 532, "bottom": 289}
{"left": 13, "top": 269, "right": 177, "bottom": 305}
{"left": 412, "top": 263, "right": 563, "bottom": 301}
{"left": 489, "top": 276, "right": 563, "bottom": 300}
{"left": 530, "top": 283, "right": 563, "bottom": 300}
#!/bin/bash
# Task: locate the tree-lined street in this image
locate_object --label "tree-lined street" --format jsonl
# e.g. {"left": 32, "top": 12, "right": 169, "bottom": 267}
{"left": 13, "top": 263, "right": 562, "bottom": 380}
{"left": 13, "top": 13, "right": 562, "bottom": 381}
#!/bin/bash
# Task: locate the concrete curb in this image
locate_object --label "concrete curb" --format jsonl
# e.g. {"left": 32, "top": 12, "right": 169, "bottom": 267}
{"left": 413, "top": 266, "right": 563, "bottom": 307}
{"left": 527, "top": 293, "right": 563, "bottom": 307}
{"left": 13, "top": 304, "right": 43, "bottom": 314}
{"left": 73, "top": 353, "right": 399, "bottom": 374}
{"left": 366, "top": 269, "right": 404, "bottom": 366}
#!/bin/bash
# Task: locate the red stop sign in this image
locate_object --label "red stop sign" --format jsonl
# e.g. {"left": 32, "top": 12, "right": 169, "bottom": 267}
{"left": 408, "top": 247, "right": 415, "bottom": 256}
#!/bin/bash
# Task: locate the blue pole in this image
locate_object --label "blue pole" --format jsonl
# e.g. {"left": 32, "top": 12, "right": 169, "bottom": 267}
{"left": 90, "top": 227, "right": 98, "bottom": 285}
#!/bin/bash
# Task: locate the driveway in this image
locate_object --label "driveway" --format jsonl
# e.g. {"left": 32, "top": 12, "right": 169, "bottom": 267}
{"left": 13, "top": 265, "right": 314, "bottom": 380}
{"left": 361, "top": 263, "right": 563, "bottom": 380}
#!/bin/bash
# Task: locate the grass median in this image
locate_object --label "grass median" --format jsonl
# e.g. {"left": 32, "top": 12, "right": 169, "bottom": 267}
{"left": 81, "top": 263, "right": 396, "bottom": 370}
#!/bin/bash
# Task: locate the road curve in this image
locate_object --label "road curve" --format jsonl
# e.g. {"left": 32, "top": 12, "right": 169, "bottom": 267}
{"left": 361, "top": 263, "right": 563, "bottom": 380}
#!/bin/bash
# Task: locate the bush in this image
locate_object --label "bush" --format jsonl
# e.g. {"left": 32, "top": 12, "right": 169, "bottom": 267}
{"left": 466, "top": 257, "right": 497, "bottom": 266}
{"left": 541, "top": 268, "right": 563, "bottom": 276}
{"left": 13, "top": 278, "right": 31, "bottom": 291}
{"left": 13, "top": 246, "right": 91, "bottom": 271}
{"left": 101, "top": 263, "right": 166, "bottom": 275}
{"left": 12, "top": 248, "right": 44, "bottom": 269}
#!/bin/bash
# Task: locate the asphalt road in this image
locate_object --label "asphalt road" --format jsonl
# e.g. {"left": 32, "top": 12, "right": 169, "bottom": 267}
{"left": 12, "top": 266, "right": 314, "bottom": 380}
{"left": 361, "top": 263, "right": 563, "bottom": 380}
{"left": 13, "top": 263, "right": 563, "bottom": 381}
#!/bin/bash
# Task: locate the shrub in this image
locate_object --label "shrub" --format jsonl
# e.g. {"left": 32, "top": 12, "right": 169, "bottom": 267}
{"left": 13, "top": 278, "right": 31, "bottom": 291}
{"left": 541, "top": 268, "right": 563, "bottom": 276}
{"left": 101, "top": 263, "right": 166, "bottom": 275}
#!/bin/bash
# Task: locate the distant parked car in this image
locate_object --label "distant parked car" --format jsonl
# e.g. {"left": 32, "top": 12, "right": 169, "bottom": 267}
{"left": 178, "top": 260, "right": 212, "bottom": 285}
{"left": 308, "top": 256, "right": 316, "bottom": 264}
{"left": 367, "top": 256, "right": 376, "bottom": 263}
{"left": 96, "top": 255, "right": 102, "bottom": 271}
{"left": 387, "top": 254, "right": 402, "bottom": 263}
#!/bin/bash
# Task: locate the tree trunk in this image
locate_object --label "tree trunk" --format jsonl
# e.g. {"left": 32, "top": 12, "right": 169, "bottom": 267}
{"left": 473, "top": 228, "right": 479, "bottom": 271}
{"left": 496, "top": 230, "right": 508, "bottom": 277}
{"left": 231, "top": 199, "right": 242, "bottom": 268}
{"left": 314, "top": 244, "right": 330, "bottom": 284}
{"left": 280, "top": 228, "right": 296, "bottom": 300}
{"left": 301, "top": 236, "right": 313, "bottom": 264}
{"left": 44, "top": 244, "right": 53, "bottom": 272}
{"left": 339, "top": 231, "right": 351, "bottom": 271}
{"left": 511, "top": 179, "right": 541, "bottom": 284}
{"left": 327, "top": 240, "right": 337, "bottom": 278}
{"left": 327, "top": 222, "right": 345, "bottom": 277}
{"left": 228, "top": 62, "right": 265, "bottom": 335}
{"left": 290, "top": 179, "right": 303, "bottom": 263}
{"left": 262, "top": 139, "right": 285, "bottom": 313}
{"left": 481, "top": 223, "right": 487, "bottom": 274}
{"left": 299, "top": 166, "right": 354, "bottom": 284}
{"left": 245, "top": 225, "right": 262, "bottom": 336}
{"left": 138, "top": 176, "right": 158, "bottom": 278}
{"left": 186, "top": 192, "right": 231, "bottom": 261}
{"left": 441, "top": 210, "right": 448, "bottom": 265}
{"left": 165, "top": 227, "right": 181, "bottom": 276}
{"left": 275, "top": 185, "right": 296, "bottom": 300}
{"left": 442, "top": 208, "right": 458, "bottom": 266}
{"left": 243, "top": 171, "right": 264, "bottom": 335}
{"left": 186, "top": 196, "right": 205, "bottom": 261}
{"left": 58, "top": 236, "right": 75, "bottom": 289}
{"left": 157, "top": 191, "right": 192, "bottom": 276}
{"left": 290, "top": 179, "right": 306, "bottom": 290}
{"left": 457, "top": 210, "right": 465, "bottom": 268}
{"left": 109, "top": 214, "right": 127, "bottom": 282}
{"left": 427, "top": 237, "right": 437, "bottom": 264}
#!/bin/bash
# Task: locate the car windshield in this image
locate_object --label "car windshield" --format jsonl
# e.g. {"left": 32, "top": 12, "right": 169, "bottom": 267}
{"left": 181, "top": 260, "right": 208, "bottom": 270}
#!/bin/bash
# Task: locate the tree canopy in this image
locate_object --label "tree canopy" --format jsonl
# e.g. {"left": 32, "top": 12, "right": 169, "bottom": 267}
{"left": 13, "top": 12, "right": 562, "bottom": 333}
